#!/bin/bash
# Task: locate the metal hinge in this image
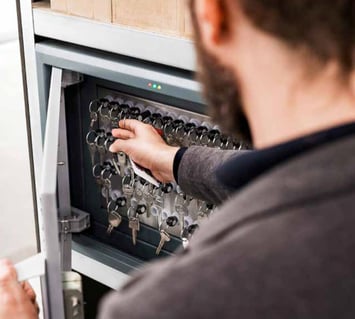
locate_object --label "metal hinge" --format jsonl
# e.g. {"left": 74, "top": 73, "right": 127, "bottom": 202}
{"left": 58, "top": 209, "right": 90, "bottom": 235}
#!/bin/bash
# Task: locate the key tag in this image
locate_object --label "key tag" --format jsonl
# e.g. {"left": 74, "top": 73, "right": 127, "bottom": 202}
{"left": 129, "top": 158, "right": 160, "bottom": 188}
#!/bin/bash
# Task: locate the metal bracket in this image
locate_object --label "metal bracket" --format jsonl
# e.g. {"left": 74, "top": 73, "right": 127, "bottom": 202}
{"left": 62, "top": 272, "right": 85, "bottom": 319}
{"left": 59, "top": 209, "right": 90, "bottom": 235}
{"left": 62, "top": 70, "right": 83, "bottom": 88}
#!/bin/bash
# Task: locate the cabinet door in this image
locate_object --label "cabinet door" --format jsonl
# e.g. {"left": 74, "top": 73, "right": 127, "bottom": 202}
{"left": 8, "top": 1, "right": 67, "bottom": 319}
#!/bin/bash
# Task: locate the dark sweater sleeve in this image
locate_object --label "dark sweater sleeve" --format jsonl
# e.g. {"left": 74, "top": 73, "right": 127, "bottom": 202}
{"left": 176, "top": 146, "right": 248, "bottom": 205}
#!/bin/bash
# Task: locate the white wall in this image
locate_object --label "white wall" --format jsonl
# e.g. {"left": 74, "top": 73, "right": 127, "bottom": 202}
{"left": 0, "top": 0, "right": 37, "bottom": 263}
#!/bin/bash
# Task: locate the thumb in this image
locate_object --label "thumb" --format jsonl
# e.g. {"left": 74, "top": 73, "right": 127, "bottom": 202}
{"left": 0, "top": 260, "right": 17, "bottom": 284}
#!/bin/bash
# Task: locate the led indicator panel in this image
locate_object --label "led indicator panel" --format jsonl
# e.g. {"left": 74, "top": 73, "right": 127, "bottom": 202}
{"left": 148, "top": 82, "right": 162, "bottom": 90}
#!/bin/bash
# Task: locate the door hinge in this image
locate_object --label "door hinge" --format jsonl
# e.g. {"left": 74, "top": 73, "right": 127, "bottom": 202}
{"left": 58, "top": 209, "right": 90, "bottom": 234}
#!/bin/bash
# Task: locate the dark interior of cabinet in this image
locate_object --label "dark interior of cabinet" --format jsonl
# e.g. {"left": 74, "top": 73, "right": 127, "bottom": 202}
{"left": 65, "top": 76, "right": 205, "bottom": 262}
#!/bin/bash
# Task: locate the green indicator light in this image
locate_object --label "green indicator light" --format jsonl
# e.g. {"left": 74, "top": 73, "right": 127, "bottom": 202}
{"left": 153, "top": 84, "right": 157, "bottom": 89}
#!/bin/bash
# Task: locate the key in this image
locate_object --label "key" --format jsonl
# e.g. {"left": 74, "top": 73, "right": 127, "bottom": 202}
{"left": 117, "top": 152, "right": 127, "bottom": 177}
{"left": 122, "top": 171, "right": 135, "bottom": 206}
{"left": 107, "top": 211, "right": 122, "bottom": 235}
{"left": 86, "top": 130, "right": 98, "bottom": 166}
{"left": 128, "top": 215, "right": 140, "bottom": 246}
{"left": 98, "top": 98, "right": 112, "bottom": 129}
{"left": 104, "top": 133, "right": 121, "bottom": 175}
{"left": 92, "top": 163, "right": 104, "bottom": 186}
{"left": 95, "top": 132, "right": 107, "bottom": 165}
{"left": 156, "top": 230, "right": 171, "bottom": 255}
{"left": 89, "top": 99, "right": 100, "bottom": 129}
{"left": 90, "top": 111, "right": 98, "bottom": 129}
{"left": 102, "top": 178, "right": 112, "bottom": 205}
{"left": 134, "top": 180, "right": 145, "bottom": 200}
{"left": 101, "top": 160, "right": 116, "bottom": 200}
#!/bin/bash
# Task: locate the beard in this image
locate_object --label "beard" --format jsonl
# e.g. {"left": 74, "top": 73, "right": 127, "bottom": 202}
{"left": 190, "top": 2, "right": 252, "bottom": 143}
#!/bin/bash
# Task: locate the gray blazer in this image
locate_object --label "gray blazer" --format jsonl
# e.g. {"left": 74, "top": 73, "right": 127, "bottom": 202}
{"left": 99, "top": 135, "right": 355, "bottom": 319}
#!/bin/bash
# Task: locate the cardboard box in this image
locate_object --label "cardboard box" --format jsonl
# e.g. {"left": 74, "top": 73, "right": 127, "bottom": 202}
{"left": 67, "top": 0, "right": 94, "bottom": 19}
{"left": 51, "top": 0, "right": 112, "bottom": 22}
{"left": 184, "top": 1, "right": 193, "bottom": 38}
{"left": 50, "top": 0, "right": 67, "bottom": 13}
{"left": 112, "top": 0, "right": 184, "bottom": 36}
{"left": 93, "top": 0, "right": 112, "bottom": 22}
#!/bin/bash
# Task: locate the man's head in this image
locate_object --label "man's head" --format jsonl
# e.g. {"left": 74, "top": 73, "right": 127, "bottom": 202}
{"left": 190, "top": 0, "right": 355, "bottom": 147}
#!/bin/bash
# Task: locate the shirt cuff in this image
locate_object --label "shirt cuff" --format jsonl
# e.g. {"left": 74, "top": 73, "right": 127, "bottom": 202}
{"left": 173, "top": 147, "right": 188, "bottom": 184}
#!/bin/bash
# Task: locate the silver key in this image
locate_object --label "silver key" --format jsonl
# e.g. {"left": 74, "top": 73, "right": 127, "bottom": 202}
{"left": 107, "top": 211, "right": 122, "bottom": 235}
{"left": 128, "top": 216, "right": 140, "bottom": 246}
{"left": 90, "top": 111, "right": 98, "bottom": 129}
{"left": 102, "top": 178, "right": 112, "bottom": 205}
{"left": 95, "top": 133, "right": 106, "bottom": 165}
{"left": 117, "top": 152, "right": 127, "bottom": 177}
{"left": 122, "top": 174, "right": 134, "bottom": 199}
{"left": 89, "top": 99, "right": 100, "bottom": 129}
{"left": 86, "top": 130, "right": 98, "bottom": 166}
{"left": 156, "top": 230, "right": 171, "bottom": 255}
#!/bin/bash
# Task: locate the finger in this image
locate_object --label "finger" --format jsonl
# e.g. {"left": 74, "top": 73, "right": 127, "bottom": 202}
{"left": 21, "top": 281, "right": 36, "bottom": 303}
{"left": 112, "top": 128, "right": 135, "bottom": 140}
{"left": 0, "top": 259, "right": 17, "bottom": 283}
{"left": 119, "top": 119, "right": 144, "bottom": 132}
{"left": 109, "top": 139, "right": 130, "bottom": 154}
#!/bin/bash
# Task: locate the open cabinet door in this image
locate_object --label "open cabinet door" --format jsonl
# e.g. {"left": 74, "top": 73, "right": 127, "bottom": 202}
{"left": 15, "top": 1, "right": 86, "bottom": 318}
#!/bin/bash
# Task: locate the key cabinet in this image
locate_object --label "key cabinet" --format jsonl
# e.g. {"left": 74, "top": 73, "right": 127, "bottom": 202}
{"left": 16, "top": 1, "right": 247, "bottom": 318}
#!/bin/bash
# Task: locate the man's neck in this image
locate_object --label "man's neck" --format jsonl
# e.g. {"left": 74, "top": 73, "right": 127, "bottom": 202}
{"left": 241, "top": 53, "right": 355, "bottom": 149}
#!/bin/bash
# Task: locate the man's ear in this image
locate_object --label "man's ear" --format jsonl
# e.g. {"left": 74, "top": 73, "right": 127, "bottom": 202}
{"left": 195, "top": 0, "right": 228, "bottom": 45}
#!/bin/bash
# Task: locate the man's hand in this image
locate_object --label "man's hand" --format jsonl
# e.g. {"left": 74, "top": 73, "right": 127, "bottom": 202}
{"left": 0, "top": 259, "right": 39, "bottom": 319}
{"left": 110, "top": 120, "right": 179, "bottom": 183}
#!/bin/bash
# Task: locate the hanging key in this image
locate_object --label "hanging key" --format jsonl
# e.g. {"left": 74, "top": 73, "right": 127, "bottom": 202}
{"left": 128, "top": 213, "right": 140, "bottom": 246}
{"left": 86, "top": 130, "right": 98, "bottom": 166}
{"left": 156, "top": 230, "right": 171, "bottom": 255}
{"left": 92, "top": 163, "right": 104, "bottom": 186}
{"left": 108, "top": 101, "right": 122, "bottom": 128}
{"left": 117, "top": 152, "right": 127, "bottom": 177}
{"left": 106, "top": 211, "right": 122, "bottom": 235}
{"left": 89, "top": 99, "right": 101, "bottom": 129}
{"left": 99, "top": 100, "right": 112, "bottom": 130}
{"left": 104, "top": 133, "right": 120, "bottom": 175}
{"left": 101, "top": 163, "right": 114, "bottom": 204}
{"left": 122, "top": 170, "right": 135, "bottom": 205}
{"left": 95, "top": 131, "right": 107, "bottom": 165}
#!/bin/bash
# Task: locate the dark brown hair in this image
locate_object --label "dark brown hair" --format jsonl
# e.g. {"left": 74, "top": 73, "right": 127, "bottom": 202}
{"left": 238, "top": 0, "right": 354, "bottom": 70}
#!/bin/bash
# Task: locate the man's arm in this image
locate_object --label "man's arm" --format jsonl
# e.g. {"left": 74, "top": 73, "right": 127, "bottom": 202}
{"left": 109, "top": 120, "right": 244, "bottom": 205}
{"left": 177, "top": 146, "right": 247, "bottom": 204}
